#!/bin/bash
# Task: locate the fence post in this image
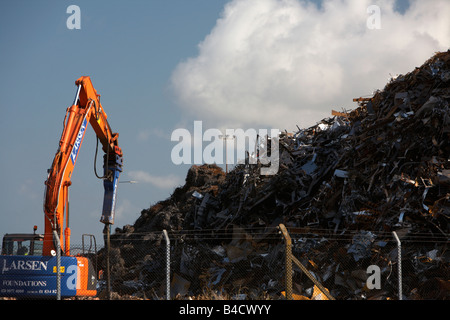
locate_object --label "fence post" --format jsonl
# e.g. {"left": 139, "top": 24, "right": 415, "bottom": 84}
{"left": 278, "top": 224, "right": 293, "bottom": 300}
{"left": 392, "top": 231, "right": 402, "bottom": 300}
{"left": 52, "top": 230, "right": 61, "bottom": 300}
{"left": 162, "top": 230, "right": 170, "bottom": 300}
{"left": 279, "top": 224, "right": 335, "bottom": 300}
{"left": 103, "top": 224, "right": 112, "bottom": 300}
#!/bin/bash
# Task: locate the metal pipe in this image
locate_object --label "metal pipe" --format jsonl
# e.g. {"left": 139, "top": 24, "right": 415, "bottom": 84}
{"left": 279, "top": 224, "right": 335, "bottom": 300}
{"left": 64, "top": 183, "right": 70, "bottom": 256}
{"left": 103, "top": 224, "right": 111, "bottom": 300}
{"left": 162, "top": 230, "right": 170, "bottom": 300}
{"left": 392, "top": 231, "right": 402, "bottom": 300}
{"left": 52, "top": 229, "right": 61, "bottom": 300}
{"left": 278, "top": 224, "right": 292, "bottom": 300}
{"left": 73, "top": 84, "right": 81, "bottom": 106}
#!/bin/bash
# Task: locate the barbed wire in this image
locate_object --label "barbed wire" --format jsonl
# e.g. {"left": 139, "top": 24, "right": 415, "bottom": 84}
{"left": 99, "top": 226, "right": 449, "bottom": 244}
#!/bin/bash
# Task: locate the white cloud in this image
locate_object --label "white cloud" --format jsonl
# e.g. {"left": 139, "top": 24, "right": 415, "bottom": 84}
{"left": 127, "top": 170, "right": 183, "bottom": 190}
{"left": 170, "top": 0, "right": 450, "bottom": 132}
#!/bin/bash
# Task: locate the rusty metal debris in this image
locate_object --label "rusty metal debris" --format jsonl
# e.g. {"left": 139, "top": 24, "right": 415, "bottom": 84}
{"left": 100, "top": 50, "right": 449, "bottom": 300}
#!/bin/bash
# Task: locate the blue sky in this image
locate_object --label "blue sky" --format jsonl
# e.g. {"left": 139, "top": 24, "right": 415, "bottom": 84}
{"left": 0, "top": 0, "right": 448, "bottom": 245}
{"left": 0, "top": 0, "right": 229, "bottom": 243}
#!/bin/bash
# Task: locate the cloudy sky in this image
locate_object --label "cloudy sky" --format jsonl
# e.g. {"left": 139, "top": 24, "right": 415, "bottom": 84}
{"left": 171, "top": 0, "right": 449, "bottom": 131}
{"left": 0, "top": 0, "right": 448, "bottom": 244}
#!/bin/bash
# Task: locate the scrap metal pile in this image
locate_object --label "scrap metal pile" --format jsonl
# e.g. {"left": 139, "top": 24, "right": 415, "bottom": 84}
{"left": 104, "top": 51, "right": 449, "bottom": 300}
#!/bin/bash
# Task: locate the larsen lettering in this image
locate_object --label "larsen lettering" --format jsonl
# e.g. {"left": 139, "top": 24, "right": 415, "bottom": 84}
{"left": 2, "top": 259, "right": 48, "bottom": 273}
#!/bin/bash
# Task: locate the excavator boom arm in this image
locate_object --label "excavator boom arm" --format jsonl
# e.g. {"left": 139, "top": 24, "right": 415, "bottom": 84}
{"left": 43, "top": 76, "right": 123, "bottom": 256}
{"left": 0, "top": 76, "right": 121, "bottom": 298}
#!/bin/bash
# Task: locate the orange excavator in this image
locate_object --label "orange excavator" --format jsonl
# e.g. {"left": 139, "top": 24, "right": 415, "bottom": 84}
{"left": 0, "top": 76, "right": 123, "bottom": 298}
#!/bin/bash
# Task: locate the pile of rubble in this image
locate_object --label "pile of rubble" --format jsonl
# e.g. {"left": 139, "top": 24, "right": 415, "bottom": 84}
{"left": 103, "top": 51, "right": 449, "bottom": 300}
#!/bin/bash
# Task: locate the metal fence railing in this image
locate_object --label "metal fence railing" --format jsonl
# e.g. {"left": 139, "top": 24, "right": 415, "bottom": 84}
{"left": 98, "top": 225, "right": 448, "bottom": 300}
{"left": 1, "top": 225, "right": 448, "bottom": 300}
{"left": 279, "top": 225, "right": 449, "bottom": 300}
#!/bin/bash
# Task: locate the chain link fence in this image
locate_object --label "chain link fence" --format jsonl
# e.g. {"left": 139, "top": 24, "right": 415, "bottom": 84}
{"left": 1, "top": 225, "right": 448, "bottom": 300}
{"left": 99, "top": 226, "right": 286, "bottom": 300}
{"left": 282, "top": 226, "right": 449, "bottom": 300}
{"left": 92, "top": 225, "right": 448, "bottom": 300}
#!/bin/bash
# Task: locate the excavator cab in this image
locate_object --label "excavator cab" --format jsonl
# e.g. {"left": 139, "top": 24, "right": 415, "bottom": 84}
{"left": 1, "top": 226, "right": 43, "bottom": 256}
{"left": 0, "top": 228, "right": 98, "bottom": 298}
{"left": 1, "top": 234, "right": 43, "bottom": 256}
